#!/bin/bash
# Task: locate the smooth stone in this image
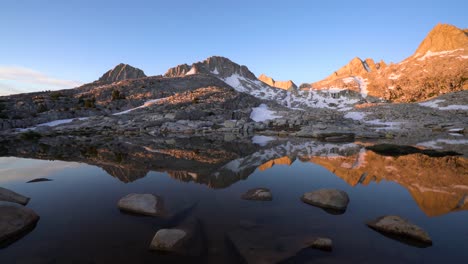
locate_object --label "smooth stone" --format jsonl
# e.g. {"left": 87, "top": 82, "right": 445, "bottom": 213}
{"left": 0, "top": 187, "right": 30, "bottom": 205}
{"left": 301, "top": 189, "right": 349, "bottom": 213}
{"left": 0, "top": 201, "right": 40, "bottom": 247}
{"left": 151, "top": 229, "right": 186, "bottom": 249}
{"left": 241, "top": 188, "right": 272, "bottom": 201}
{"left": 366, "top": 215, "right": 432, "bottom": 247}
{"left": 307, "top": 237, "right": 333, "bottom": 251}
{"left": 27, "top": 178, "right": 53, "bottom": 183}
{"left": 149, "top": 217, "right": 204, "bottom": 256}
{"left": 117, "top": 193, "right": 163, "bottom": 216}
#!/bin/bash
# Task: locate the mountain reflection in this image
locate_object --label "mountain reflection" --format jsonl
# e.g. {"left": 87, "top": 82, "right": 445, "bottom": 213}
{"left": 1, "top": 136, "right": 466, "bottom": 216}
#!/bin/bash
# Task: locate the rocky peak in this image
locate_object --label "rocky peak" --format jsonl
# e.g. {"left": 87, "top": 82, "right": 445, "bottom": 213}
{"left": 98, "top": 63, "right": 146, "bottom": 83}
{"left": 414, "top": 23, "right": 468, "bottom": 55}
{"left": 164, "top": 56, "right": 257, "bottom": 80}
{"left": 258, "top": 74, "right": 298, "bottom": 90}
{"left": 164, "top": 63, "right": 191, "bottom": 77}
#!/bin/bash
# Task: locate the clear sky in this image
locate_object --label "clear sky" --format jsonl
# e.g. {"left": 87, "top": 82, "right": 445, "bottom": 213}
{"left": 0, "top": 0, "right": 466, "bottom": 94}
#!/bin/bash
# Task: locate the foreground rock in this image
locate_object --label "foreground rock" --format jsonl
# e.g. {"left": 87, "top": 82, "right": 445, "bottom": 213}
{"left": 0, "top": 202, "right": 40, "bottom": 247}
{"left": 241, "top": 188, "right": 272, "bottom": 201}
{"left": 117, "top": 194, "right": 164, "bottom": 216}
{"left": 149, "top": 217, "right": 204, "bottom": 256}
{"left": 227, "top": 225, "right": 320, "bottom": 263}
{"left": 301, "top": 189, "right": 350, "bottom": 214}
{"left": 0, "top": 187, "right": 30, "bottom": 205}
{"left": 366, "top": 215, "right": 432, "bottom": 247}
{"left": 307, "top": 237, "right": 333, "bottom": 251}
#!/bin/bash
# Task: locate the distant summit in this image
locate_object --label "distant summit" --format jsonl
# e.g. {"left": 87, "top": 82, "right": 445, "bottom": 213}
{"left": 98, "top": 63, "right": 146, "bottom": 83}
{"left": 164, "top": 56, "right": 257, "bottom": 80}
{"left": 414, "top": 23, "right": 468, "bottom": 55}
{"left": 258, "top": 74, "right": 297, "bottom": 91}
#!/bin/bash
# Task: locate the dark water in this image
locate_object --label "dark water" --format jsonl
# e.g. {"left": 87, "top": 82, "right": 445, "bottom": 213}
{"left": 0, "top": 137, "right": 467, "bottom": 263}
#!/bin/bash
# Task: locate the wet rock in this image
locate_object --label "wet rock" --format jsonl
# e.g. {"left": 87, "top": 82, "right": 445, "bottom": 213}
{"left": 149, "top": 217, "right": 204, "bottom": 256}
{"left": 301, "top": 189, "right": 349, "bottom": 213}
{"left": 241, "top": 188, "right": 272, "bottom": 201}
{"left": 307, "top": 237, "right": 333, "bottom": 251}
{"left": 27, "top": 178, "right": 53, "bottom": 183}
{"left": 117, "top": 193, "right": 164, "bottom": 216}
{"left": 0, "top": 202, "right": 40, "bottom": 247}
{"left": 226, "top": 226, "right": 314, "bottom": 263}
{"left": 366, "top": 215, "right": 432, "bottom": 247}
{"left": 0, "top": 187, "right": 30, "bottom": 205}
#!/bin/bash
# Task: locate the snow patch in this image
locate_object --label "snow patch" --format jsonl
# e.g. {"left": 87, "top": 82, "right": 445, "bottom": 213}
{"left": 419, "top": 99, "right": 468, "bottom": 111}
{"left": 342, "top": 77, "right": 354, "bottom": 84}
{"left": 362, "top": 61, "right": 371, "bottom": 72}
{"left": 251, "top": 135, "right": 275, "bottom": 146}
{"left": 417, "top": 139, "right": 468, "bottom": 149}
{"left": 353, "top": 76, "right": 368, "bottom": 98}
{"left": 250, "top": 104, "right": 281, "bottom": 122}
{"left": 211, "top": 67, "right": 219, "bottom": 74}
{"left": 185, "top": 67, "right": 196, "bottom": 75}
{"left": 344, "top": 111, "right": 366, "bottom": 121}
{"left": 114, "top": 98, "right": 164, "bottom": 115}
{"left": 388, "top": 73, "right": 401, "bottom": 80}
{"left": 417, "top": 49, "right": 463, "bottom": 61}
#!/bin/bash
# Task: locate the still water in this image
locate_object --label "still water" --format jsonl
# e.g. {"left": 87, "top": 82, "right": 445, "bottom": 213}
{"left": 0, "top": 137, "right": 467, "bottom": 263}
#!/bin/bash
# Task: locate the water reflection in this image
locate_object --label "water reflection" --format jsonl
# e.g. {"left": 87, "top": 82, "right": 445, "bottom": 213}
{"left": 1, "top": 136, "right": 466, "bottom": 217}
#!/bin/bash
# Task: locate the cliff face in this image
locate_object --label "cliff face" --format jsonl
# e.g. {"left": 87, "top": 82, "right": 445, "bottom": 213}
{"left": 98, "top": 63, "right": 146, "bottom": 83}
{"left": 309, "top": 23, "right": 468, "bottom": 103}
{"left": 258, "top": 74, "right": 298, "bottom": 90}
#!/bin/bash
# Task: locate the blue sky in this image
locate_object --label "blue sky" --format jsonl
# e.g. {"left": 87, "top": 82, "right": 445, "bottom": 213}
{"left": 0, "top": 0, "right": 466, "bottom": 94}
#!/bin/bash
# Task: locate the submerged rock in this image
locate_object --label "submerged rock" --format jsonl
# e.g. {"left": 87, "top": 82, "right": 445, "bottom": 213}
{"left": 366, "top": 215, "right": 432, "bottom": 247}
{"left": 117, "top": 193, "right": 164, "bottom": 216}
{"left": 241, "top": 188, "right": 272, "bottom": 201}
{"left": 149, "top": 217, "right": 204, "bottom": 256}
{"left": 301, "top": 189, "right": 350, "bottom": 213}
{"left": 0, "top": 187, "right": 30, "bottom": 205}
{"left": 307, "top": 237, "right": 333, "bottom": 251}
{"left": 0, "top": 202, "right": 40, "bottom": 247}
{"left": 27, "top": 178, "right": 53, "bottom": 183}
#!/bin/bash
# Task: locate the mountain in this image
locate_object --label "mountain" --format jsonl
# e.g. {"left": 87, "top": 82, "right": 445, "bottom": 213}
{"left": 258, "top": 74, "right": 298, "bottom": 91}
{"left": 98, "top": 63, "right": 146, "bottom": 83}
{"left": 163, "top": 56, "right": 368, "bottom": 109}
{"left": 414, "top": 23, "right": 468, "bottom": 55}
{"left": 309, "top": 23, "right": 468, "bottom": 102}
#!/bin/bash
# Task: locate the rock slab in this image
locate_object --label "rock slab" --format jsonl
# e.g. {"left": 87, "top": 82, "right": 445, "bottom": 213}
{"left": 241, "top": 188, "right": 272, "bottom": 201}
{"left": 301, "top": 189, "right": 349, "bottom": 212}
{"left": 0, "top": 187, "right": 30, "bottom": 205}
{"left": 0, "top": 201, "right": 39, "bottom": 247}
{"left": 117, "top": 193, "right": 163, "bottom": 216}
{"left": 366, "top": 215, "right": 432, "bottom": 246}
